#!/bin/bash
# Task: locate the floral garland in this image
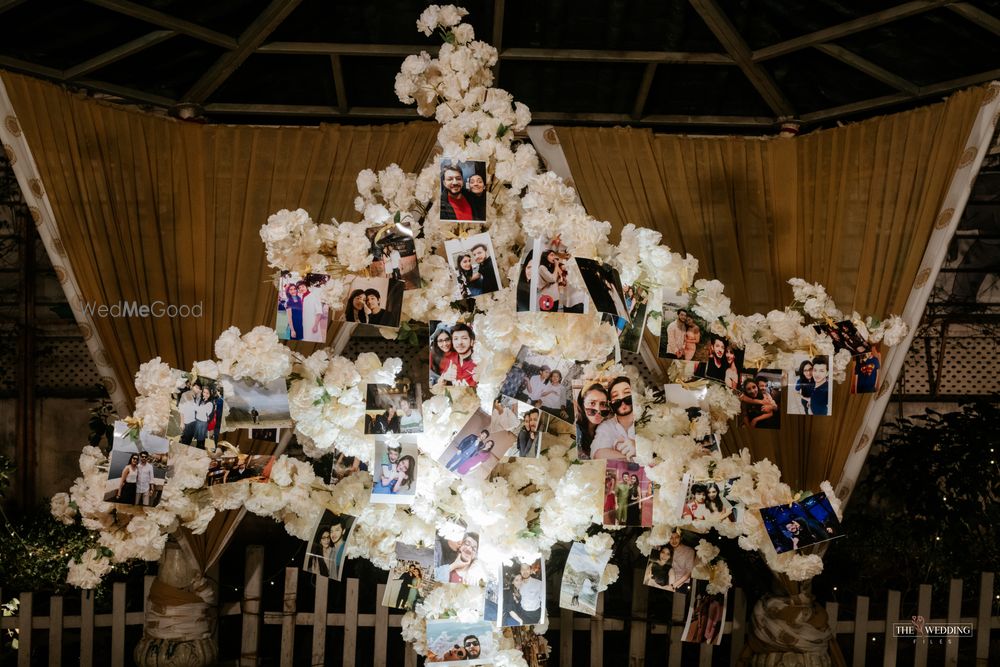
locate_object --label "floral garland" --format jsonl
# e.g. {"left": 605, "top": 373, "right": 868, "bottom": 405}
{"left": 52, "top": 5, "right": 909, "bottom": 663}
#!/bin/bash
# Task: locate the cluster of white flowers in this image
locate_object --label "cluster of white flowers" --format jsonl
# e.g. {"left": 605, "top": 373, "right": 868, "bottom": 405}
{"left": 260, "top": 208, "right": 337, "bottom": 275}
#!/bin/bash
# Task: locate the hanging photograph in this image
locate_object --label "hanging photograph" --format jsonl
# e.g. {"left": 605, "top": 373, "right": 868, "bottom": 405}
{"left": 205, "top": 454, "right": 275, "bottom": 487}
{"left": 813, "top": 320, "right": 871, "bottom": 356}
{"left": 680, "top": 476, "right": 737, "bottom": 522}
{"left": 303, "top": 509, "right": 356, "bottom": 581}
{"left": 443, "top": 231, "right": 503, "bottom": 299}
{"left": 558, "top": 541, "right": 610, "bottom": 616}
{"left": 851, "top": 346, "right": 882, "bottom": 394}
{"left": 329, "top": 450, "right": 367, "bottom": 485}
{"left": 433, "top": 524, "right": 491, "bottom": 586}
{"left": 502, "top": 626, "right": 548, "bottom": 667}
{"left": 786, "top": 353, "right": 833, "bottom": 416}
{"left": 340, "top": 274, "right": 405, "bottom": 328}
{"left": 249, "top": 427, "right": 280, "bottom": 443}
{"left": 642, "top": 530, "right": 698, "bottom": 593}
{"left": 574, "top": 257, "right": 631, "bottom": 322}
{"left": 693, "top": 334, "right": 743, "bottom": 391}
{"left": 490, "top": 396, "right": 547, "bottom": 458}
{"left": 425, "top": 619, "right": 497, "bottom": 665}
{"left": 364, "top": 380, "right": 424, "bottom": 435}
{"left": 499, "top": 345, "right": 583, "bottom": 423}
{"left": 276, "top": 271, "right": 330, "bottom": 343}
{"left": 436, "top": 408, "right": 511, "bottom": 481}
{"left": 370, "top": 440, "right": 419, "bottom": 504}
{"left": 603, "top": 460, "right": 653, "bottom": 527}
{"left": 617, "top": 282, "right": 651, "bottom": 353}
{"left": 515, "top": 236, "right": 589, "bottom": 314}
{"left": 681, "top": 579, "right": 727, "bottom": 646}
{"left": 738, "top": 370, "right": 782, "bottom": 429}
{"left": 166, "top": 373, "right": 224, "bottom": 449}
{"left": 657, "top": 304, "right": 705, "bottom": 361}
{"left": 367, "top": 219, "right": 421, "bottom": 290}
{"left": 104, "top": 421, "right": 172, "bottom": 507}
{"left": 499, "top": 556, "right": 546, "bottom": 627}
{"left": 760, "top": 491, "right": 843, "bottom": 554}
{"left": 439, "top": 158, "right": 487, "bottom": 223}
{"left": 429, "top": 319, "right": 478, "bottom": 388}
{"left": 572, "top": 374, "right": 638, "bottom": 461}
{"left": 220, "top": 375, "right": 291, "bottom": 431}
{"left": 381, "top": 543, "right": 437, "bottom": 611}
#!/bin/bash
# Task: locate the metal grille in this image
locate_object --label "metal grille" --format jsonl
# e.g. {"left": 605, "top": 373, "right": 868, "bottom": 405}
{"left": 900, "top": 331, "right": 1000, "bottom": 397}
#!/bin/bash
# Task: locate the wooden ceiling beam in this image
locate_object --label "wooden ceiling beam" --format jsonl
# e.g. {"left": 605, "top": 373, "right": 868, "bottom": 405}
{"left": 752, "top": 0, "right": 951, "bottom": 62}
{"left": 492, "top": 0, "right": 505, "bottom": 80}
{"left": 83, "top": 0, "right": 237, "bottom": 49}
{"left": 948, "top": 2, "right": 1000, "bottom": 37}
{"left": 0, "top": 0, "right": 27, "bottom": 15}
{"left": 258, "top": 42, "right": 436, "bottom": 57}
{"left": 688, "top": 0, "right": 795, "bottom": 117}
{"left": 329, "top": 54, "right": 348, "bottom": 114}
{"left": 65, "top": 30, "right": 177, "bottom": 79}
{"left": 631, "top": 63, "right": 658, "bottom": 120}
{"left": 814, "top": 43, "right": 919, "bottom": 95}
{"left": 183, "top": 0, "right": 303, "bottom": 103}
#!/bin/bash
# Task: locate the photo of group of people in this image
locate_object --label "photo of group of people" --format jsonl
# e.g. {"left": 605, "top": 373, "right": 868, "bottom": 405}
{"left": 382, "top": 543, "right": 436, "bottom": 611}
{"left": 444, "top": 232, "right": 503, "bottom": 299}
{"left": 437, "top": 409, "right": 512, "bottom": 481}
{"left": 490, "top": 396, "right": 549, "bottom": 458}
{"left": 499, "top": 557, "right": 546, "bottom": 627}
{"left": 364, "top": 381, "right": 424, "bottom": 435}
{"left": 643, "top": 530, "right": 697, "bottom": 592}
{"left": 558, "top": 541, "right": 610, "bottom": 616}
{"left": 429, "top": 319, "right": 478, "bottom": 388}
{"left": 304, "top": 510, "right": 356, "bottom": 580}
{"left": 500, "top": 346, "right": 582, "bottom": 423}
{"left": 425, "top": 619, "right": 496, "bottom": 665}
{"left": 167, "top": 374, "right": 224, "bottom": 449}
{"left": 367, "top": 220, "right": 421, "bottom": 290}
{"left": 220, "top": 375, "right": 291, "bottom": 431}
{"left": 787, "top": 353, "right": 833, "bottom": 416}
{"left": 739, "top": 370, "right": 782, "bottom": 429}
{"left": 276, "top": 271, "right": 330, "bottom": 343}
{"left": 573, "top": 374, "right": 637, "bottom": 461}
{"left": 205, "top": 454, "right": 274, "bottom": 487}
{"left": 851, "top": 347, "right": 882, "bottom": 394}
{"left": 680, "top": 476, "right": 740, "bottom": 523}
{"left": 371, "top": 441, "right": 418, "bottom": 503}
{"left": 760, "top": 491, "right": 843, "bottom": 554}
{"left": 814, "top": 319, "right": 871, "bottom": 357}
{"left": 434, "top": 525, "right": 490, "bottom": 586}
{"left": 682, "top": 579, "right": 727, "bottom": 646}
{"left": 105, "top": 421, "right": 171, "bottom": 507}
{"left": 342, "top": 275, "right": 405, "bottom": 328}
{"left": 439, "top": 159, "right": 488, "bottom": 223}
{"left": 516, "top": 236, "right": 588, "bottom": 314}
{"left": 603, "top": 460, "right": 653, "bottom": 527}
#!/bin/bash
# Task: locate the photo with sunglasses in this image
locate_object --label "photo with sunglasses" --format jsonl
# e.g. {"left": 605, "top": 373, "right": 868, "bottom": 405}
{"left": 572, "top": 374, "right": 639, "bottom": 461}
{"left": 425, "top": 619, "right": 496, "bottom": 665}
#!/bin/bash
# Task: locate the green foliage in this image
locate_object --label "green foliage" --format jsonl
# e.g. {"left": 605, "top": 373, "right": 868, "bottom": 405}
{"left": 87, "top": 399, "right": 116, "bottom": 451}
{"left": 822, "top": 400, "right": 1000, "bottom": 600}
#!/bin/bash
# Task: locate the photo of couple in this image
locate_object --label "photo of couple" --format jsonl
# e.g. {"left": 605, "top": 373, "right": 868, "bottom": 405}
{"left": 434, "top": 525, "right": 490, "bottom": 586}
{"left": 425, "top": 619, "right": 496, "bottom": 665}
{"left": 341, "top": 275, "right": 405, "bottom": 328}
{"left": 693, "top": 334, "right": 744, "bottom": 390}
{"left": 603, "top": 460, "right": 653, "bottom": 527}
{"left": 366, "top": 220, "right": 421, "bottom": 290}
{"left": 814, "top": 319, "right": 871, "bottom": 356}
{"left": 364, "top": 380, "right": 423, "bottom": 435}
{"left": 559, "top": 541, "right": 610, "bottom": 616}
{"left": 381, "top": 543, "right": 437, "bottom": 611}
{"left": 443, "top": 232, "right": 503, "bottom": 299}
{"left": 276, "top": 271, "right": 329, "bottom": 343}
{"left": 680, "top": 477, "right": 738, "bottom": 523}
{"left": 370, "top": 441, "right": 418, "bottom": 504}
{"left": 760, "top": 491, "right": 843, "bottom": 554}
{"left": 643, "top": 530, "right": 697, "bottom": 592}
{"left": 490, "top": 396, "right": 548, "bottom": 458}
{"left": 787, "top": 353, "right": 833, "bottom": 416}
{"left": 167, "top": 374, "right": 223, "bottom": 449}
{"left": 205, "top": 454, "right": 274, "bottom": 487}
{"left": 574, "top": 257, "right": 631, "bottom": 323}
{"left": 573, "top": 375, "right": 638, "bottom": 461}
{"left": 436, "top": 409, "right": 512, "bottom": 481}
{"left": 500, "top": 346, "right": 582, "bottom": 423}
{"left": 739, "top": 370, "right": 782, "bottom": 429}
{"left": 616, "top": 283, "right": 650, "bottom": 353}
{"left": 220, "top": 375, "right": 291, "bottom": 431}
{"left": 658, "top": 305, "right": 705, "bottom": 361}
{"left": 429, "top": 320, "right": 478, "bottom": 388}
{"left": 105, "top": 421, "right": 171, "bottom": 507}
{"left": 304, "top": 510, "right": 356, "bottom": 580}
{"left": 439, "top": 159, "right": 488, "bottom": 223}
{"left": 516, "top": 236, "right": 589, "bottom": 313}
{"left": 682, "top": 579, "right": 727, "bottom": 646}
{"left": 499, "top": 556, "right": 546, "bottom": 627}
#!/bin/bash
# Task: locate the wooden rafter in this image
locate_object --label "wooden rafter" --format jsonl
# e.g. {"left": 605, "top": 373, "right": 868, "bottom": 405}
{"left": 183, "top": 0, "right": 303, "bottom": 104}
{"left": 492, "top": 0, "right": 505, "bottom": 80}
{"left": 0, "top": 0, "right": 27, "bottom": 15}
{"left": 329, "top": 55, "right": 347, "bottom": 114}
{"left": 632, "top": 63, "right": 658, "bottom": 120}
{"left": 814, "top": 43, "right": 918, "bottom": 95}
{"left": 83, "top": 0, "right": 237, "bottom": 49}
{"left": 688, "top": 0, "right": 795, "bottom": 117}
{"left": 258, "top": 42, "right": 435, "bottom": 57}
{"left": 65, "top": 30, "right": 177, "bottom": 80}
{"left": 948, "top": 2, "right": 1000, "bottom": 37}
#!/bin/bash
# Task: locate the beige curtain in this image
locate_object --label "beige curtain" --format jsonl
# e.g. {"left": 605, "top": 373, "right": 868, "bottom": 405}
{"left": 558, "top": 86, "right": 989, "bottom": 491}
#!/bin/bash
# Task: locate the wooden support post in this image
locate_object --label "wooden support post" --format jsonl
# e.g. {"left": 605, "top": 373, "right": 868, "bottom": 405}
{"left": 945, "top": 579, "right": 961, "bottom": 666}
{"left": 730, "top": 587, "right": 746, "bottom": 666}
{"left": 559, "top": 607, "right": 573, "bottom": 667}
{"left": 914, "top": 584, "right": 931, "bottom": 667}
{"left": 852, "top": 596, "right": 869, "bottom": 667}
{"left": 16, "top": 591, "right": 31, "bottom": 667}
{"left": 589, "top": 593, "right": 604, "bottom": 667}
{"left": 628, "top": 570, "right": 648, "bottom": 667}
{"left": 240, "top": 545, "right": 264, "bottom": 666}
{"left": 668, "top": 591, "right": 687, "bottom": 666}
{"left": 976, "top": 572, "right": 993, "bottom": 663}
{"left": 279, "top": 568, "right": 298, "bottom": 667}
{"left": 374, "top": 584, "right": 388, "bottom": 667}
{"left": 311, "top": 575, "right": 329, "bottom": 665}
{"left": 80, "top": 590, "right": 94, "bottom": 667}
{"left": 883, "top": 589, "right": 901, "bottom": 666}
{"left": 343, "top": 578, "right": 359, "bottom": 667}
{"left": 47, "top": 595, "right": 62, "bottom": 667}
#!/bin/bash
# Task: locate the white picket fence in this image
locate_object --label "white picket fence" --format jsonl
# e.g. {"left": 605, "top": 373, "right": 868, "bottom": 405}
{"left": 2, "top": 546, "right": 997, "bottom": 666}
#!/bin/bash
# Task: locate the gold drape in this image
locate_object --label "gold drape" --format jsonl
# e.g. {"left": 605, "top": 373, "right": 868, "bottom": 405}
{"left": 558, "top": 86, "right": 989, "bottom": 490}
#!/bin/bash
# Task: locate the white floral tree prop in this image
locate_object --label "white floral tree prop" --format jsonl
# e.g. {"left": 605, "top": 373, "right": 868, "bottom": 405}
{"left": 52, "top": 5, "right": 909, "bottom": 663}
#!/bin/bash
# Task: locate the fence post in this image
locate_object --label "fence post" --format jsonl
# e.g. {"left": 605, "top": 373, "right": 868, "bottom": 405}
{"left": 374, "top": 584, "right": 389, "bottom": 667}
{"left": 729, "top": 587, "right": 746, "bottom": 666}
{"left": 80, "top": 589, "right": 94, "bottom": 667}
{"left": 976, "top": 572, "right": 993, "bottom": 664}
{"left": 914, "top": 583, "right": 931, "bottom": 667}
{"left": 559, "top": 608, "right": 573, "bottom": 667}
{"left": 240, "top": 545, "right": 264, "bottom": 666}
{"left": 852, "top": 595, "right": 869, "bottom": 667}
{"left": 589, "top": 593, "right": 604, "bottom": 667}
{"left": 279, "top": 567, "right": 298, "bottom": 667}
{"left": 628, "top": 570, "right": 647, "bottom": 667}
{"left": 16, "top": 591, "right": 31, "bottom": 667}
{"left": 945, "top": 579, "right": 962, "bottom": 666}
{"left": 47, "top": 595, "right": 62, "bottom": 667}
{"left": 668, "top": 589, "right": 687, "bottom": 667}
{"left": 882, "top": 589, "right": 900, "bottom": 666}
{"left": 311, "top": 575, "right": 329, "bottom": 665}
{"left": 343, "top": 578, "right": 359, "bottom": 667}
{"left": 111, "top": 582, "right": 126, "bottom": 667}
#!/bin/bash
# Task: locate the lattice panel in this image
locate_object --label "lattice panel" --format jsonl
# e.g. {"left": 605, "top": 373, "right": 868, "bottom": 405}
{"left": 35, "top": 338, "right": 103, "bottom": 392}
{"left": 900, "top": 333, "right": 1000, "bottom": 396}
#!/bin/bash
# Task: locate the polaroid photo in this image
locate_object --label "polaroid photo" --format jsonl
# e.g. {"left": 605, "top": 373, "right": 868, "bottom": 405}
{"left": 760, "top": 491, "right": 843, "bottom": 554}
{"left": 680, "top": 476, "right": 737, "bottom": 523}
{"left": 499, "top": 556, "right": 546, "bottom": 627}
{"left": 425, "top": 619, "right": 496, "bottom": 665}
{"left": 483, "top": 570, "right": 500, "bottom": 623}
{"left": 220, "top": 375, "right": 290, "bottom": 431}
{"left": 851, "top": 346, "right": 882, "bottom": 395}
{"left": 166, "top": 373, "right": 223, "bottom": 448}
{"left": 429, "top": 318, "right": 478, "bottom": 388}
{"left": 662, "top": 383, "right": 710, "bottom": 411}
{"left": 437, "top": 408, "right": 512, "bottom": 481}
{"left": 643, "top": 544, "right": 686, "bottom": 592}
{"left": 439, "top": 158, "right": 488, "bottom": 223}
{"left": 719, "top": 477, "right": 744, "bottom": 523}
{"left": 502, "top": 626, "right": 549, "bottom": 666}
{"left": 205, "top": 453, "right": 275, "bottom": 487}
{"left": 499, "top": 345, "right": 583, "bottom": 423}
{"left": 574, "top": 257, "right": 631, "bottom": 322}
{"left": 329, "top": 450, "right": 367, "bottom": 485}
{"left": 433, "top": 525, "right": 491, "bottom": 586}
{"left": 249, "top": 427, "right": 280, "bottom": 443}
{"left": 571, "top": 374, "right": 638, "bottom": 461}
{"left": 367, "top": 220, "right": 421, "bottom": 290}
{"left": 618, "top": 282, "right": 651, "bottom": 354}
{"left": 382, "top": 543, "right": 437, "bottom": 611}
{"left": 682, "top": 579, "right": 727, "bottom": 645}
{"left": 786, "top": 353, "right": 833, "bottom": 416}
{"left": 692, "top": 334, "right": 744, "bottom": 391}
{"left": 105, "top": 420, "right": 172, "bottom": 507}
{"left": 340, "top": 274, "right": 405, "bottom": 328}
{"left": 276, "top": 271, "right": 330, "bottom": 343}
{"left": 370, "top": 440, "right": 419, "bottom": 504}
{"left": 603, "top": 460, "right": 653, "bottom": 528}
{"left": 658, "top": 303, "right": 705, "bottom": 361}
{"left": 304, "top": 509, "right": 356, "bottom": 581}
{"left": 444, "top": 232, "right": 503, "bottom": 299}
{"left": 738, "top": 369, "right": 782, "bottom": 429}
{"left": 364, "top": 380, "right": 423, "bottom": 435}
{"left": 490, "top": 396, "right": 545, "bottom": 458}
{"left": 515, "top": 236, "right": 589, "bottom": 314}
{"left": 558, "top": 541, "right": 611, "bottom": 616}
{"left": 814, "top": 320, "right": 871, "bottom": 357}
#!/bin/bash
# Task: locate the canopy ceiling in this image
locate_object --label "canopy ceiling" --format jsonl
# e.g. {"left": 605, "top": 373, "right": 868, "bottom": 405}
{"left": 1, "top": 0, "right": 999, "bottom": 133}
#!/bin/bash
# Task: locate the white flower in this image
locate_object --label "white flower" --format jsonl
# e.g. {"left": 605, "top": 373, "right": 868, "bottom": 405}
{"left": 50, "top": 493, "right": 77, "bottom": 525}
{"left": 692, "top": 279, "right": 731, "bottom": 323}
{"left": 695, "top": 539, "right": 720, "bottom": 564}
{"left": 67, "top": 549, "right": 113, "bottom": 589}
